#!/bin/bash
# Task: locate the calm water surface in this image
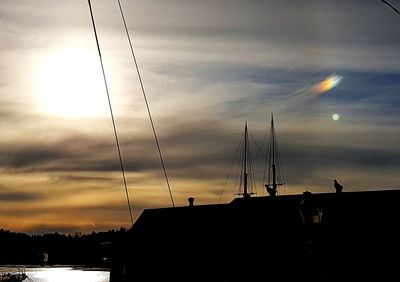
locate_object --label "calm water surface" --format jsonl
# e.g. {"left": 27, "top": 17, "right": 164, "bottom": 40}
{"left": 12, "top": 266, "right": 109, "bottom": 282}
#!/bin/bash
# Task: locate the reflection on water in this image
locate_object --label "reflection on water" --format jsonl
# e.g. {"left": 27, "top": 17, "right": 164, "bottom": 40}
{"left": 24, "top": 267, "right": 109, "bottom": 282}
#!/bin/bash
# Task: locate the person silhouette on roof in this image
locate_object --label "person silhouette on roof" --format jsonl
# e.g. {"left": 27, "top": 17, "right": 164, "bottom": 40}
{"left": 334, "top": 179, "right": 343, "bottom": 193}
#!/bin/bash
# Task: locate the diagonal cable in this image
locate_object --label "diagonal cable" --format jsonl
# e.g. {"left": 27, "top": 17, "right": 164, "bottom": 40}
{"left": 88, "top": 0, "right": 134, "bottom": 225}
{"left": 380, "top": 0, "right": 400, "bottom": 16}
{"left": 116, "top": 0, "right": 175, "bottom": 207}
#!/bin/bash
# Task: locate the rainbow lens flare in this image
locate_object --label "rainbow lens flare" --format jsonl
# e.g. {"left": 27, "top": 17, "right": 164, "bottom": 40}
{"left": 317, "top": 75, "right": 343, "bottom": 93}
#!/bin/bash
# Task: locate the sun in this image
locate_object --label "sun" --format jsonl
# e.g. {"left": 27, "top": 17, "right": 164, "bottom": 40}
{"left": 36, "top": 48, "right": 109, "bottom": 118}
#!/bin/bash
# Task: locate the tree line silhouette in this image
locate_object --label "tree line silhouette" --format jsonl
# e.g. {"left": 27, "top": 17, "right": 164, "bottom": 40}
{"left": 0, "top": 228, "right": 127, "bottom": 268}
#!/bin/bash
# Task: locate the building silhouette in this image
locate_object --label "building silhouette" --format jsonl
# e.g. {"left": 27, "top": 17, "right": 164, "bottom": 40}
{"left": 110, "top": 189, "right": 400, "bottom": 282}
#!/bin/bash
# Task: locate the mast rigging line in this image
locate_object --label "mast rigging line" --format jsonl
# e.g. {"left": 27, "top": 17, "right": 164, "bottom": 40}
{"left": 218, "top": 133, "right": 244, "bottom": 203}
{"left": 116, "top": 0, "right": 175, "bottom": 207}
{"left": 88, "top": 0, "right": 134, "bottom": 225}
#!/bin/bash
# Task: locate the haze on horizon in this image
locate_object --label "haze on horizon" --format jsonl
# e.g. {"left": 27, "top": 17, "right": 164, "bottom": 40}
{"left": 0, "top": 0, "right": 399, "bottom": 234}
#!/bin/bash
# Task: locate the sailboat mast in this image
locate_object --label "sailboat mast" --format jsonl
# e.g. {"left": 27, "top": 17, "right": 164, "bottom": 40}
{"left": 243, "top": 121, "right": 250, "bottom": 198}
{"left": 271, "top": 114, "right": 277, "bottom": 191}
{"left": 265, "top": 112, "right": 284, "bottom": 196}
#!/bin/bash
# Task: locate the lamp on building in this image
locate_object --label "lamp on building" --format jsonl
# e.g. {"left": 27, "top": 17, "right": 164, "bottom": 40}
{"left": 300, "top": 191, "right": 323, "bottom": 225}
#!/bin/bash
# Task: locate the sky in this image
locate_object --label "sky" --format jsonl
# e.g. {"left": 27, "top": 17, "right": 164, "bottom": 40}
{"left": 0, "top": 0, "right": 399, "bottom": 234}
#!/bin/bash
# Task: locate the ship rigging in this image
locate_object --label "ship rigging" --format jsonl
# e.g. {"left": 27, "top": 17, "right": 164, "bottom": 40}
{"left": 234, "top": 113, "right": 285, "bottom": 198}
{"left": 264, "top": 113, "right": 285, "bottom": 196}
{"left": 235, "top": 121, "right": 256, "bottom": 198}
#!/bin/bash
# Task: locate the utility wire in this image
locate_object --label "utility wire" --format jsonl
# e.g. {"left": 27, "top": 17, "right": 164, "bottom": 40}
{"left": 380, "top": 0, "right": 400, "bottom": 16}
{"left": 88, "top": 0, "right": 134, "bottom": 225}
{"left": 116, "top": 0, "right": 175, "bottom": 207}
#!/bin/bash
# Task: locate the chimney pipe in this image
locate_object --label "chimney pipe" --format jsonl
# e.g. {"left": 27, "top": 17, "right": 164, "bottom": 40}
{"left": 188, "top": 197, "right": 195, "bottom": 207}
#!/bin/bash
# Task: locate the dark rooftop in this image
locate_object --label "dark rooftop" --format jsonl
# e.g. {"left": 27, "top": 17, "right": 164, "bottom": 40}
{"left": 111, "top": 189, "right": 400, "bottom": 282}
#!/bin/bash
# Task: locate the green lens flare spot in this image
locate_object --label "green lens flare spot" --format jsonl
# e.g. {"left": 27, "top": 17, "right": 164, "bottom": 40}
{"left": 332, "top": 114, "right": 340, "bottom": 121}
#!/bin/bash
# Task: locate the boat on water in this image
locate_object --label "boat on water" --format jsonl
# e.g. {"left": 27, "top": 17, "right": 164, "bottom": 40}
{"left": 0, "top": 268, "right": 27, "bottom": 282}
{"left": 0, "top": 273, "right": 27, "bottom": 282}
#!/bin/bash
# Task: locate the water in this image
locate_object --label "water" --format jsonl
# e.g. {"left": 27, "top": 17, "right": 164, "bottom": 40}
{"left": 2, "top": 266, "right": 109, "bottom": 282}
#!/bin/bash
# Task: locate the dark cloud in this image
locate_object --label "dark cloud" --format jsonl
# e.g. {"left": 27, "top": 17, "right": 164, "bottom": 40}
{"left": 0, "top": 146, "right": 70, "bottom": 169}
{"left": 0, "top": 191, "right": 44, "bottom": 202}
{"left": 0, "top": 113, "right": 398, "bottom": 190}
{"left": 0, "top": 133, "right": 118, "bottom": 172}
{"left": 0, "top": 119, "right": 235, "bottom": 174}
{"left": 279, "top": 141, "right": 400, "bottom": 185}
{"left": 120, "top": 0, "right": 400, "bottom": 46}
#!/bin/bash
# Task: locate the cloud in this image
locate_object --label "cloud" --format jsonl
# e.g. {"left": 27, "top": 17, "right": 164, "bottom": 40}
{"left": 0, "top": 190, "right": 44, "bottom": 202}
{"left": 1, "top": 68, "right": 399, "bottom": 182}
{"left": 276, "top": 74, "right": 344, "bottom": 108}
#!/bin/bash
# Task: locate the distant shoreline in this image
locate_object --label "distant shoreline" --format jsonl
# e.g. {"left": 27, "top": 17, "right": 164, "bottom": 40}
{"left": 1, "top": 265, "right": 110, "bottom": 271}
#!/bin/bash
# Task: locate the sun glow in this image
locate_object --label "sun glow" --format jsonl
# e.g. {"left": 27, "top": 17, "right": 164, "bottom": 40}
{"left": 36, "top": 48, "right": 108, "bottom": 117}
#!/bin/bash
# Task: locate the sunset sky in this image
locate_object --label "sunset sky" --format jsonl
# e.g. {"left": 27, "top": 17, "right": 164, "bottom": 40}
{"left": 1, "top": 0, "right": 399, "bottom": 234}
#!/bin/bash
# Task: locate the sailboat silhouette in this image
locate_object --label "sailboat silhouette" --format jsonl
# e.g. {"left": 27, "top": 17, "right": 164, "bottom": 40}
{"left": 264, "top": 113, "right": 285, "bottom": 197}
{"left": 233, "top": 114, "right": 285, "bottom": 199}
{"left": 234, "top": 121, "right": 255, "bottom": 199}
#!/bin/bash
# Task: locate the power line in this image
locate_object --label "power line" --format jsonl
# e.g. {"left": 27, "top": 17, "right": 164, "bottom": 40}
{"left": 88, "top": 0, "right": 134, "bottom": 225}
{"left": 380, "top": 0, "right": 400, "bottom": 16}
{"left": 116, "top": 0, "right": 175, "bottom": 207}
